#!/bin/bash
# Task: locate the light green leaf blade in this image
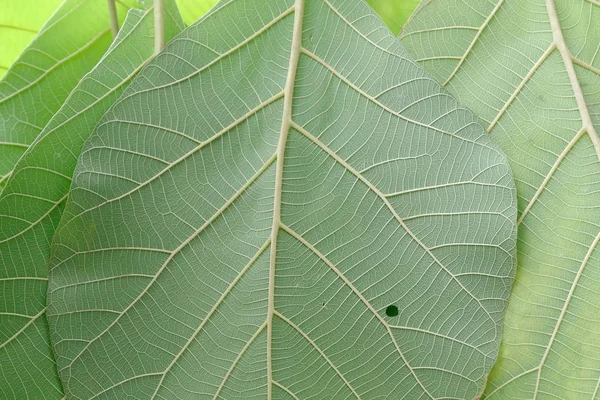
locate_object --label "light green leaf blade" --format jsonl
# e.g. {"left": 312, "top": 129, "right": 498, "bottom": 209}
{"left": 366, "top": 0, "right": 421, "bottom": 35}
{"left": 0, "top": 0, "right": 139, "bottom": 192}
{"left": 175, "top": 0, "right": 218, "bottom": 24}
{"left": 400, "top": 0, "right": 600, "bottom": 398}
{"left": 0, "top": 0, "right": 62, "bottom": 79}
{"left": 0, "top": 5, "right": 184, "bottom": 399}
{"left": 48, "top": 0, "right": 516, "bottom": 398}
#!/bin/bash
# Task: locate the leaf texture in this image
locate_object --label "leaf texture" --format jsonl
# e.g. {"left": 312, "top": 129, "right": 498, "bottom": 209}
{"left": 0, "top": 5, "right": 184, "bottom": 399}
{"left": 0, "top": 0, "right": 62, "bottom": 79}
{"left": 400, "top": 0, "right": 600, "bottom": 398}
{"left": 48, "top": 0, "right": 516, "bottom": 398}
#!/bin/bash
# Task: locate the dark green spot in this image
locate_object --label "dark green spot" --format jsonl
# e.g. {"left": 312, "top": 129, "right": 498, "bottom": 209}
{"left": 385, "top": 305, "right": 398, "bottom": 317}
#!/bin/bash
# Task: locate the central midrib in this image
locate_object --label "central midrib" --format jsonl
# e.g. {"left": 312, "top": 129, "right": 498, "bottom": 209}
{"left": 266, "top": 0, "right": 304, "bottom": 398}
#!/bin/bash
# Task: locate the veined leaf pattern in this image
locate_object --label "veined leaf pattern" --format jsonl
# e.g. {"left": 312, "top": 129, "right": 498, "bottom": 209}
{"left": 48, "top": 0, "right": 516, "bottom": 398}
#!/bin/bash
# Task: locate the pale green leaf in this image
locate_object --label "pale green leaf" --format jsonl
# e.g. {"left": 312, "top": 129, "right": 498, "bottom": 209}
{"left": 48, "top": 0, "right": 516, "bottom": 398}
{"left": 0, "top": 0, "right": 62, "bottom": 79}
{"left": 400, "top": 0, "right": 600, "bottom": 398}
{"left": 0, "top": 4, "right": 184, "bottom": 399}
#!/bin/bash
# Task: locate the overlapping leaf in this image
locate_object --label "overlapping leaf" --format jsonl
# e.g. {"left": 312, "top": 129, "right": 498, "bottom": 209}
{"left": 0, "top": 0, "right": 62, "bottom": 79}
{"left": 0, "top": 3, "right": 184, "bottom": 398}
{"left": 400, "top": 0, "right": 600, "bottom": 398}
{"left": 0, "top": 0, "right": 140, "bottom": 192}
{"left": 48, "top": 0, "right": 516, "bottom": 398}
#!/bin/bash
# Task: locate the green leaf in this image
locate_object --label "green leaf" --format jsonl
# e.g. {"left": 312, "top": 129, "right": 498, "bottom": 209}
{"left": 47, "top": 0, "right": 516, "bottom": 398}
{"left": 366, "top": 0, "right": 421, "bottom": 35}
{"left": 175, "top": 0, "right": 218, "bottom": 25}
{"left": 0, "top": 0, "right": 62, "bottom": 79}
{"left": 0, "top": 0, "right": 139, "bottom": 192}
{"left": 0, "top": 4, "right": 184, "bottom": 399}
{"left": 400, "top": 0, "right": 600, "bottom": 398}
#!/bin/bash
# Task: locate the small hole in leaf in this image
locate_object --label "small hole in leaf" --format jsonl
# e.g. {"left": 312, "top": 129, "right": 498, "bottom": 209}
{"left": 386, "top": 305, "right": 398, "bottom": 317}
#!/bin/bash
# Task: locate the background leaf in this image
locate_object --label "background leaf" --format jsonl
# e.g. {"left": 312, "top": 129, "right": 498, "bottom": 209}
{"left": 0, "top": 0, "right": 62, "bottom": 79}
{"left": 0, "top": 0, "right": 141, "bottom": 192}
{"left": 175, "top": 0, "right": 218, "bottom": 25}
{"left": 0, "top": 3, "right": 184, "bottom": 399}
{"left": 367, "top": 0, "right": 421, "bottom": 35}
{"left": 48, "top": 0, "right": 516, "bottom": 398}
{"left": 399, "top": 0, "right": 600, "bottom": 398}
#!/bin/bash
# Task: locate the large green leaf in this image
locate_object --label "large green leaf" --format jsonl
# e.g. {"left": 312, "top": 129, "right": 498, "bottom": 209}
{"left": 0, "top": 4, "right": 184, "bottom": 399}
{"left": 48, "top": 0, "right": 516, "bottom": 398}
{"left": 0, "top": 0, "right": 62, "bottom": 79}
{"left": 400, "top": 0, "right": 600, "bottom": 398}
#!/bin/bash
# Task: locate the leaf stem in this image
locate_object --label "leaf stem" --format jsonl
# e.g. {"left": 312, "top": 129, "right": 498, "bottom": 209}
{"left": 154, "top": 0, "right": 165, "bottom": 55}
{"left": 107, "top": 0, "right": 119, "bottom": 38}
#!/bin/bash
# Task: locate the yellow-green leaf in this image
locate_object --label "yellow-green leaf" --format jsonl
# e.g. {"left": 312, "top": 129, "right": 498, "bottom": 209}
{"left": 400, "top": 1, "right": 600, "bottom": 398}
{"left": 0, "top": 0, "right": 62, "bottom": 79}
{"left": 175, "top": 0, "right": 218, "bottom": 24}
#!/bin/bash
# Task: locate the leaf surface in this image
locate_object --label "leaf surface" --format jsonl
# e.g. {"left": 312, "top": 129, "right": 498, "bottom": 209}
{"left": 0, "top": 0, "right": 62, "bottom": 79}
{"left": 0, "top": 4, "right": 183, "bottom": 399}
{"left": 400, "top": 0, "right": 600, "bottom": 398}
{"left": 48, "top": 0, "right": 516, "bottom": 398}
